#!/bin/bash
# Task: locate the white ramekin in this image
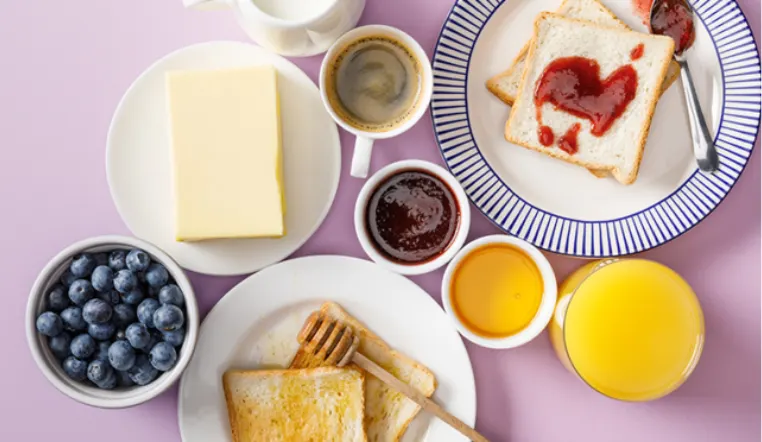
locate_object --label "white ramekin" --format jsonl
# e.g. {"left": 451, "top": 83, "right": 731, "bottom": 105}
{"left": 26, "top": 235, "right": 199, "bottom": 408}
{"left": 441, "top": 234, "right": 558, "bottom": 349}
{"left": 354, "top": 160, "right": 471, "bottom": 275}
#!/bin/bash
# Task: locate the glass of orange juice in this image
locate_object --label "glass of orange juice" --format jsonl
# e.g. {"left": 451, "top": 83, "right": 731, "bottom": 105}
{"left": 550, "top": 259, "right": 705, "bottom": 401}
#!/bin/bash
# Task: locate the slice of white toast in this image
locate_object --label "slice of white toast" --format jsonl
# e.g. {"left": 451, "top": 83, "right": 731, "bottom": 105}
{"left": 505, "top": 12, "right": 675, "bottom": 185}
{"left": 486, "top": 0, "right": 680, "bottom": 106}
{"left": 294, "top": 302, "right": 437, "bottom": 442}
{"left": 223, "top": 367, "right": 367, "bottom": 442}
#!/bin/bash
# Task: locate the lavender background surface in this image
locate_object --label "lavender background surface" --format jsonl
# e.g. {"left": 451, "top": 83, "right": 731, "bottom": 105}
{"left": 0, "top": 1, "right": 759, "bottom": 441}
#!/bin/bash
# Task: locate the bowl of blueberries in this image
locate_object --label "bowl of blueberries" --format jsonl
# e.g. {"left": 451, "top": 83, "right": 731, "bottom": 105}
{"left": 26, "top": 235, "right": 198, "bottom": 408}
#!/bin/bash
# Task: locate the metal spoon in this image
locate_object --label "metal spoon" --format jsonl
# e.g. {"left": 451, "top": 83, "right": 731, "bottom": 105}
{"left": 650, "top": 0, "right": 719, "bottom": 173}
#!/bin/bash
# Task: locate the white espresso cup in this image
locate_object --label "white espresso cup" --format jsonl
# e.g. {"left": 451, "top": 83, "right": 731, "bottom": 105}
{"left": 320, "top": 25, "right": 433, "bottom": 178}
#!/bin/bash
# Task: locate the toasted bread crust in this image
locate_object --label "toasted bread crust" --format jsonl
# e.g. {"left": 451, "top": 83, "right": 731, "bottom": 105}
{"left": 485, "top": 39, "right": 534, "bottom": 105}
{"left": 505, "top": 12, "right": 675, "bottom": 185}
{"left": 485, "top": 0, "right": 679, "bottom": 106}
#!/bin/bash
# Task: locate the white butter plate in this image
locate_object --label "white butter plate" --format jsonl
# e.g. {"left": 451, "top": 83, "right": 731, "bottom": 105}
{"left": 178, "top": 255, "right": 476, "bottom": 442}
{"left": 432, "top": 0, "right": 760, "bottom": 257}
{"left": 107, "top": 41, "right": 341, "bottom": 275}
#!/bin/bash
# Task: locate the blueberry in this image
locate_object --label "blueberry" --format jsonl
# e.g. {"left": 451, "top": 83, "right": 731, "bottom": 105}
{"left": 146, "top": 329, "right": 163, "bottom": 352}
{"left": 162, "top": 327, "right": 185, "bottom": 347}
{"left": 87, "top": 359, "right": 112, "bottom": 384}
{"left": 108, "top": 250, "right": 128, "bottom": 271}
{"left": 62, "top": 356, "right": 87, "bottom": 381}
{"left": 112, "top": 304, "right": 137, "bottom": 327}
{"left": 82, "top": 298, "right": 113, "bottom": 324}
{"left": 97, "top": 290, "right": 120, "bottom": 305}
{"left": 60, "top": 307, "right": 87, "bottom": 331}
{"left": 48, "top": 332, "right": 72, "bottom": 359}
{"left": 153, "top": 305, "right": 184, "bottom": 332}
{"left": 91, "top": 265, "right": 114, "bottom": 292}
{"left": 108, "top": 340, "right": 136, "bottom": 371}
{"left": 60, "top": 270, "right": 78, "bottom": 287}
{"left": 94, "top": 340, "right": 111, "bottom": 362}
{"left": 125, "top": 323, "right": 151, "bottom": 350}
{"left": 115, "top": 329, "right": 126, "bottom": 341}
{"left": 88, "top": 322, "right": 116, "bottom": 341}
{"left": 147, "top": 285, "right": 161, "bottom": 298}
{"left": 116, "top": 370, "right": 134, "bottom": 387}
{"left": 144, "top": 263, "right": 169, "bottom": 288}
{"left": 96, "top": 369, "right": 117, "bottom": 390}
{"left": 113, "top": 270, "right": 137, "bottom": 294}
{"left": 70, "top": 253, "right": 96, "bottom": 278}
{"left": 120, "top": 287, "right": 144, "bottom": 305}
{"left": 137, "top": 298, "right": 160, "bottom": 328}
{"left": 70, "top": 334, "right": 96, "bottom": 359}
{"left": 126, "top": 249, "right": 150, "bottom": 273}
{"left": 149, "top": 342, "right": 177, "bottom": 372}
{"left": 158, "top": 284, "right": 184, "bottom": 307}
{"left": 94, "top": 252, "right": 109, "bottom": 266}
{"left": 128, "top": 354, "right": 159, "bottom": 386}
{"left": 68, "top": 279, "right": 94, "bottom": 306}
{"left": 36, "top": 311, "right": 63, "bottom": 337}
{"left": 47, "top": 285, "right": 70, "bottom": 312}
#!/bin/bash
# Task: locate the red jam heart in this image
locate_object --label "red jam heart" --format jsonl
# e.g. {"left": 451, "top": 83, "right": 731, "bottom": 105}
{"left": 533, "top": 56, "right": 639, "bottom": 154}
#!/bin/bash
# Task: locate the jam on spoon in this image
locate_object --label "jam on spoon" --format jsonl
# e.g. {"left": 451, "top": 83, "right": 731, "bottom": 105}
{"left": 649, "top": 0, "right": 720, "bottom": 173}
{"left": 649, "top": 0, "right": 695, "bottom": 55}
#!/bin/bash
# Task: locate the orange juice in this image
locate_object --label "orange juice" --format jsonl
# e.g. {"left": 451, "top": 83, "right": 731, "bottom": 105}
{"left": 450, "top": 244, "right": 544, "bottom": 338}
{"left": 550, "top": 259, "right": 704, "bottom": 401}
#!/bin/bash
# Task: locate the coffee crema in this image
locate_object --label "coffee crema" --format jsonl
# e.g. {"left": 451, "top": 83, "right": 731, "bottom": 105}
{"left": 365, "top": 170, "right": 459, "bottom": 264}
{"left": 325, "top": 35, "right": 422, "bottom": 132}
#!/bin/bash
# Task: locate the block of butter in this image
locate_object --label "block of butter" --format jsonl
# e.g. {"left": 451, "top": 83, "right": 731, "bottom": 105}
{"left": 166, "top": 66, "right": 285, "bottom": 241}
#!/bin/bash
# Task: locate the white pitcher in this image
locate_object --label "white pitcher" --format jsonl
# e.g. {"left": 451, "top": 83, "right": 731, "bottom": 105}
{"left": 184, "top": 0, "right": 366, "bottom": 57}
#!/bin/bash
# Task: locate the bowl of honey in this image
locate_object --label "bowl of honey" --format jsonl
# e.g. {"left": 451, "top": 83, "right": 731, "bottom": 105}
{"left": 441, "top": 235, "right": 557, "bottom": 349}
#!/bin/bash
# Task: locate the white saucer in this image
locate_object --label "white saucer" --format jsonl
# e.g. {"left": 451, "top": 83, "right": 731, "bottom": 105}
{"left": 178, "top": 255, "right": 476, "bottom": 442}
{"left": 107, "top": 41, "right": 341, "bottom": 275}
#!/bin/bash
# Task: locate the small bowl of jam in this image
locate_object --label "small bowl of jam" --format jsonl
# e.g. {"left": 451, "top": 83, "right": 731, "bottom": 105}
{"left": 354, "top": 160, "right": 471, "bottom": 275}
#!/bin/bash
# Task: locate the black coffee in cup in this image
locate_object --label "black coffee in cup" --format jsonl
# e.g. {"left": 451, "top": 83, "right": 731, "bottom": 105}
{"left": 325, "top": 35, "right": 423, "bottom": 132}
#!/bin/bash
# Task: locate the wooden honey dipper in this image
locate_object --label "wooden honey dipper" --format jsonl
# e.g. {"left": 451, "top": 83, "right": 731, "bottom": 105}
{"left": 292, "top": 311, "right": 490, "bottom": 442}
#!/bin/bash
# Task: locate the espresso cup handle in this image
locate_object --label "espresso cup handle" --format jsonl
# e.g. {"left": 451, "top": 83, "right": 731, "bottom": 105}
{"left": 351, "top": 136, "right": 374, "bottom": 178}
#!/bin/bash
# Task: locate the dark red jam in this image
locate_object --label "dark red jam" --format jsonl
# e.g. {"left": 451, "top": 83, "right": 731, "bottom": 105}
{"left": 631, "top": 43, "right": 645, "bottom": 60}
{"left": 534, "top": 56, "right": 638, "bottom": 152}
{"left": 365, "top": 170, "right": 459, "bottom": 264}
{"left": 633, "top": 0, "right": 653, "bottom": 24}
{"left": 538, "top": 125, "right": 555, "bottom": 146}
{"left": 558, "top": 123, "right": 582, "bottom": 155}
{"left": 650, "top": 0, "right": 695, "bottom": 54}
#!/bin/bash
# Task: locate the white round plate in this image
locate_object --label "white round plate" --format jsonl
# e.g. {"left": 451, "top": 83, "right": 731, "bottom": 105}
{"left": 432, "top": 0, "right": 760, "bottom": 257}
{"left": 178, "top": 255, "right": 476, "bottom": 442}
{"left": 107, "top": 41, "right": 341, "bottom": 275}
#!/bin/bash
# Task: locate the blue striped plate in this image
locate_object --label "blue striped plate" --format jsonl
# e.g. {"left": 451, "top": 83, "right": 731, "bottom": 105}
{"left": 431, "top": 0, "right": 760, "bottom": 257}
